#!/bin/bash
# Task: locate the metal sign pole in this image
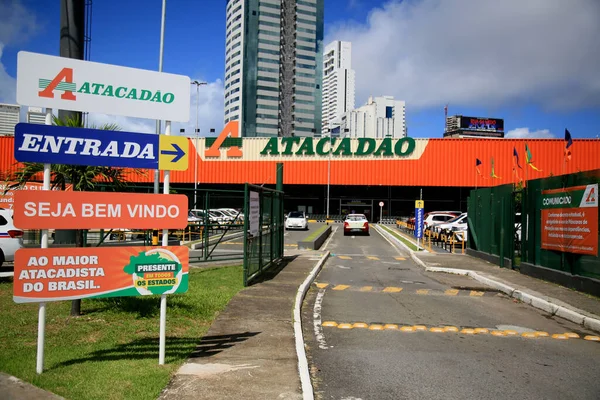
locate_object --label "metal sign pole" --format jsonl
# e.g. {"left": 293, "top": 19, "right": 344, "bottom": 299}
{"left": 159, "top": 120, "right": 171, "bottom": 365}
{"left": 36, "top": 108, "right": 53, "bottom": 374}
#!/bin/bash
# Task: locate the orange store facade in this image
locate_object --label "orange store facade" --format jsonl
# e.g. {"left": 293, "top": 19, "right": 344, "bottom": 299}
{"left": 1, "top": 126, "right": 600, "bottom": 219}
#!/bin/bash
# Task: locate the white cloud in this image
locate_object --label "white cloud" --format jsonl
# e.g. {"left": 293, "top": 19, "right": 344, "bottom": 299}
{"left": 0, "top": 0, "right": 40, "bottom": 45}
{"left": 505, "top": 127, "right": 555, "bottom": 139}
{"left": 0, "top": 43, "right": 16, "bottom": 104}
{"left": 0, "top": 0, "right": 39, "bottom": 105}
{"left": 326, "top": 0, "right": 600, "bottom": 110}
{"left": 86, "top": 79, "right": 225, "bottom": 136}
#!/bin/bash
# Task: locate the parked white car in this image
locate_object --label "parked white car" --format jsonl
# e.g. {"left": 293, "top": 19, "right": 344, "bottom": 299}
{"left": 423, "top": 212, "right": 460, "bottom": 229}
{"left": 0, "top": 208, "right": 24, "bottom": 267}
{"left": 218, "top": 208, "right": 244, "bottom": 223}
{"left": 285, "top": 211, "right": 308, "bottom": 230}
{"left": 433, "top": 213, "right": 467, "bottom": 233}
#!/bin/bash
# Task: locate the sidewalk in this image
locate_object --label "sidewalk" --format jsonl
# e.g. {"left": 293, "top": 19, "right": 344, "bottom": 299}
{"left": 158, "top": 252, "right": 325, "bottom": 400}
{"left": 411, "top": 250, "right": 600, "bottom": 331}
{"left": 0, "top": 373, "right": 64, "bottom": 400}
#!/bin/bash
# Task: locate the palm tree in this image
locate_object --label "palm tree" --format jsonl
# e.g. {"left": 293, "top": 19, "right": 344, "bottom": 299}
{"left": 8, "top": 115, "right": 144, "bottom": 316}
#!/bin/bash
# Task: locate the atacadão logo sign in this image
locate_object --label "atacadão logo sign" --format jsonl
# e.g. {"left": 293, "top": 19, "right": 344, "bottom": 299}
{"left": 39, "top": 67, "right": 176, "bottom": 104}
{"left": 17, "top": 51, "right": 190, "bottom": 122}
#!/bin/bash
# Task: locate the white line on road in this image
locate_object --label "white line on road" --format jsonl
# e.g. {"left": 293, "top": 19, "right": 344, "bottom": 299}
{"left": 321, "top": 226, "right": 338, "bottom": 251}
{"left": 294, "top": 251, "right": 330, "bottom": 400}
{"left": 313, "top": 289, "right": 328, "bottom": 350}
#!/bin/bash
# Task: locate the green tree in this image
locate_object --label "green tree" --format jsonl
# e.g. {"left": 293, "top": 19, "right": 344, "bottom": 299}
{"left": 8, "top": 115, "right": 143, "bottom": 316}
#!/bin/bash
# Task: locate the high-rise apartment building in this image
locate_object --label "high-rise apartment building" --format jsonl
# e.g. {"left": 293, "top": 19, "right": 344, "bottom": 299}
{"left": 224, "top": 0, "right": 324, "bottom": 137}
{"left": 321, "top": 41, "right": 355, "bottom": 136}
{"left": 332, "top": 96, "right": 406, "bottom": 139}
{"left": 0, "top": 103, "right": 20, "bottom": 136}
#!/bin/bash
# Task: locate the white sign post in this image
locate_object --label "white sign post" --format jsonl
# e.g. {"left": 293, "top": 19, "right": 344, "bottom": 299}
{"left": 249, "top": 191, "right": 260, "bottom": 237}
{"left": 17, "top": 51, "right": 190, "bottom": 122}
{"left": 379, "top": 201, "right": 384, "bottom": 223}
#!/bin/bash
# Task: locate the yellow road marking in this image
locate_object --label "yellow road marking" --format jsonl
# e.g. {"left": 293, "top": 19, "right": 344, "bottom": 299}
{"left": 360, "top": 286, "right": 373, "bottom": 292}
{"left": 470, "top": 291, "right": 485, "bottom": 297}
{"left": 445, "top": 289, "right": 459, "bottom": 296}
{"left": 323, "top": 322, "right": 593, "bottom": 343}
{"left": 383, "top": 287, "right": 403, "bottom": 293}
{"left": 337, "top": 256, "right": 352, "bottom": 260}
{"left": 416, "top": 289, "right": 430, "bottom": 295}
{"left": 333, "top": 285, "right": 350, "bottom": 291}
{"left": 367, "top": 256, "right": 380, "bottom": 260}
{"left": 315, "top": 283, "right": 329, "bottom": 289}
{"left": 394, "top": 257, "right": 406, "bottom": 261}
{"left": 552, "top": 334, "right": 569, "bottom": 340}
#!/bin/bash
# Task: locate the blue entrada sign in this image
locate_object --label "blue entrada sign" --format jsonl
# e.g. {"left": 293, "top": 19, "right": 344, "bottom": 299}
{"left": 415, "top": 208, "right": 424, "bottom": 239}
{"left": 14, "top": 123, "right": 188, "bottom": 171}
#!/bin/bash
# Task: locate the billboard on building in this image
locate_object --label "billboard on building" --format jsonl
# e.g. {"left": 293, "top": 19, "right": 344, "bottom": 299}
{"left": 459, "top": 116, "right": 504, "bottom": 133}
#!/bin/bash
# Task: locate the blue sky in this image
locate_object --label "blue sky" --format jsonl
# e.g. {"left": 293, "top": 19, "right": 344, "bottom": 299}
{"left": 1, "top": 0, "right": 599, "bottom": 139}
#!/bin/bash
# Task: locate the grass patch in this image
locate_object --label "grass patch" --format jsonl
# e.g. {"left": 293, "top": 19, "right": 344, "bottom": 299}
{"left": 302, "top": 225, "right": 329, "bottom": 242}
{"left": 0, "top": 266, "right": 243, "bottom": 400}
{"left": 380, "top": 225, "right": 420, "bottom": 251}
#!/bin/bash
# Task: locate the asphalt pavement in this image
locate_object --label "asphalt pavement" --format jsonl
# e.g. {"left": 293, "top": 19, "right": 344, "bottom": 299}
{"left": 301, "top": 225, "right": 600, "bottom": 400}
{"left": 4, "top": 222, "right": 600, "bottom": 399}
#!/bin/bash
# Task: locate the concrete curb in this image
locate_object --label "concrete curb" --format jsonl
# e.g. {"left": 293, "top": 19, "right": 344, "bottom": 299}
{"left": 374, "top": 224, "right": 415, "bottom": 254}
{"left": 294, "top": 251, "right": 330, "bottom": 400}
{"left": 410, "top": 253, "right": 600, "bottom": 334}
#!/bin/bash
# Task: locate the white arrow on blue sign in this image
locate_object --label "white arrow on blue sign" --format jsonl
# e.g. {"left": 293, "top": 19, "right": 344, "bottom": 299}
{"left": 414, "top": 207, "right": 424, "bottom": 239}
{"left": 14, "top": 123, "right": 188, "bottom": 171}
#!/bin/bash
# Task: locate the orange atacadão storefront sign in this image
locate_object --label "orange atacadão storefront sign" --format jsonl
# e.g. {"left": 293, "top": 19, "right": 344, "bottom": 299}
{"left": 541, "top": 184, "right": 598, "bottom": 256}
{"left": 13, "top": 246, "right": 189, "bottom": 303}
{"left": 13, "top": 190, "right": 188, "bottom": 230}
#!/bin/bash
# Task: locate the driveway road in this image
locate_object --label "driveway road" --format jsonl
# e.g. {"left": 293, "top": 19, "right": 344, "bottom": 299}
{"left": 302, "top": 226, "right": 600, "bottom": 400}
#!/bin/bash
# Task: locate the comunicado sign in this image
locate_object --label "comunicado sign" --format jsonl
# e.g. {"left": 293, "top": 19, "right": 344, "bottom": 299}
{"left": 17, "top": 51, "right": 190, "bottom": 122}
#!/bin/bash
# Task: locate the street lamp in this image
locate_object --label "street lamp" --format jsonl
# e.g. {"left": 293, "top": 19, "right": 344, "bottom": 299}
{"left": 191, "top": 80, "right": 207, "bottom": 208}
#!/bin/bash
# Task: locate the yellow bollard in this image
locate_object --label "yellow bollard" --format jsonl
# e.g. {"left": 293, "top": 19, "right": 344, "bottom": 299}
{"left": 152, "top": 230, "right": 159, "bottom": 246}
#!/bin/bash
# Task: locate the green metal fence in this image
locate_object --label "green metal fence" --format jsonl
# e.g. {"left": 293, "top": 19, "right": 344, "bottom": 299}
{"left": 467, "top": 183, "right": 516, "bottom": 267}
{"left": 522, "top": 170, "right": 600, "bottom": 279}
{"left": 243, "top": 183, "right": 285, "bottom": 286}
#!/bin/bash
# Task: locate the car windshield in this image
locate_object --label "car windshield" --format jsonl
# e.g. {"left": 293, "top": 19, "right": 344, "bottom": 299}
{"left": 288, "top": 212, "right": 305, "bottom": 218}
{"left": 446, "top": 214, "right": 466, "bottom": 223}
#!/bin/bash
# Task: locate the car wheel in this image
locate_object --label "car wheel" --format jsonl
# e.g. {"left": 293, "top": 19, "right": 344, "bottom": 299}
{"left": 0, "top": 249, "right": 4, "bottom": 268}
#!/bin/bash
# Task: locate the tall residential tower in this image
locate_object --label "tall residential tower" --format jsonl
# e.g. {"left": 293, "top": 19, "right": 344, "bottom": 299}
{"left": 224, "top": 0, "right": 324, "bottom": 137}
{"left": 322, "top": 41, "right": 355, "bottom": 136}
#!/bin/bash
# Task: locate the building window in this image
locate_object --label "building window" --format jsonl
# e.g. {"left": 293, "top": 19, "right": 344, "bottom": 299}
{"left": 386, "top": 106, "right": 393, "bottom": 119}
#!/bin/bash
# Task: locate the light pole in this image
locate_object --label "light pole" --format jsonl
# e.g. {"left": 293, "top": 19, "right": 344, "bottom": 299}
{"left": 191, "top": 80, "right": 207, "bottom": 209}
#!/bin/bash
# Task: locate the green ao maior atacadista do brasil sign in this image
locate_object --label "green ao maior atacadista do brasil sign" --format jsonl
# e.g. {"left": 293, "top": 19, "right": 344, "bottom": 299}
{"left": 259, "top": 137, "right": 416, "bottom": 157}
